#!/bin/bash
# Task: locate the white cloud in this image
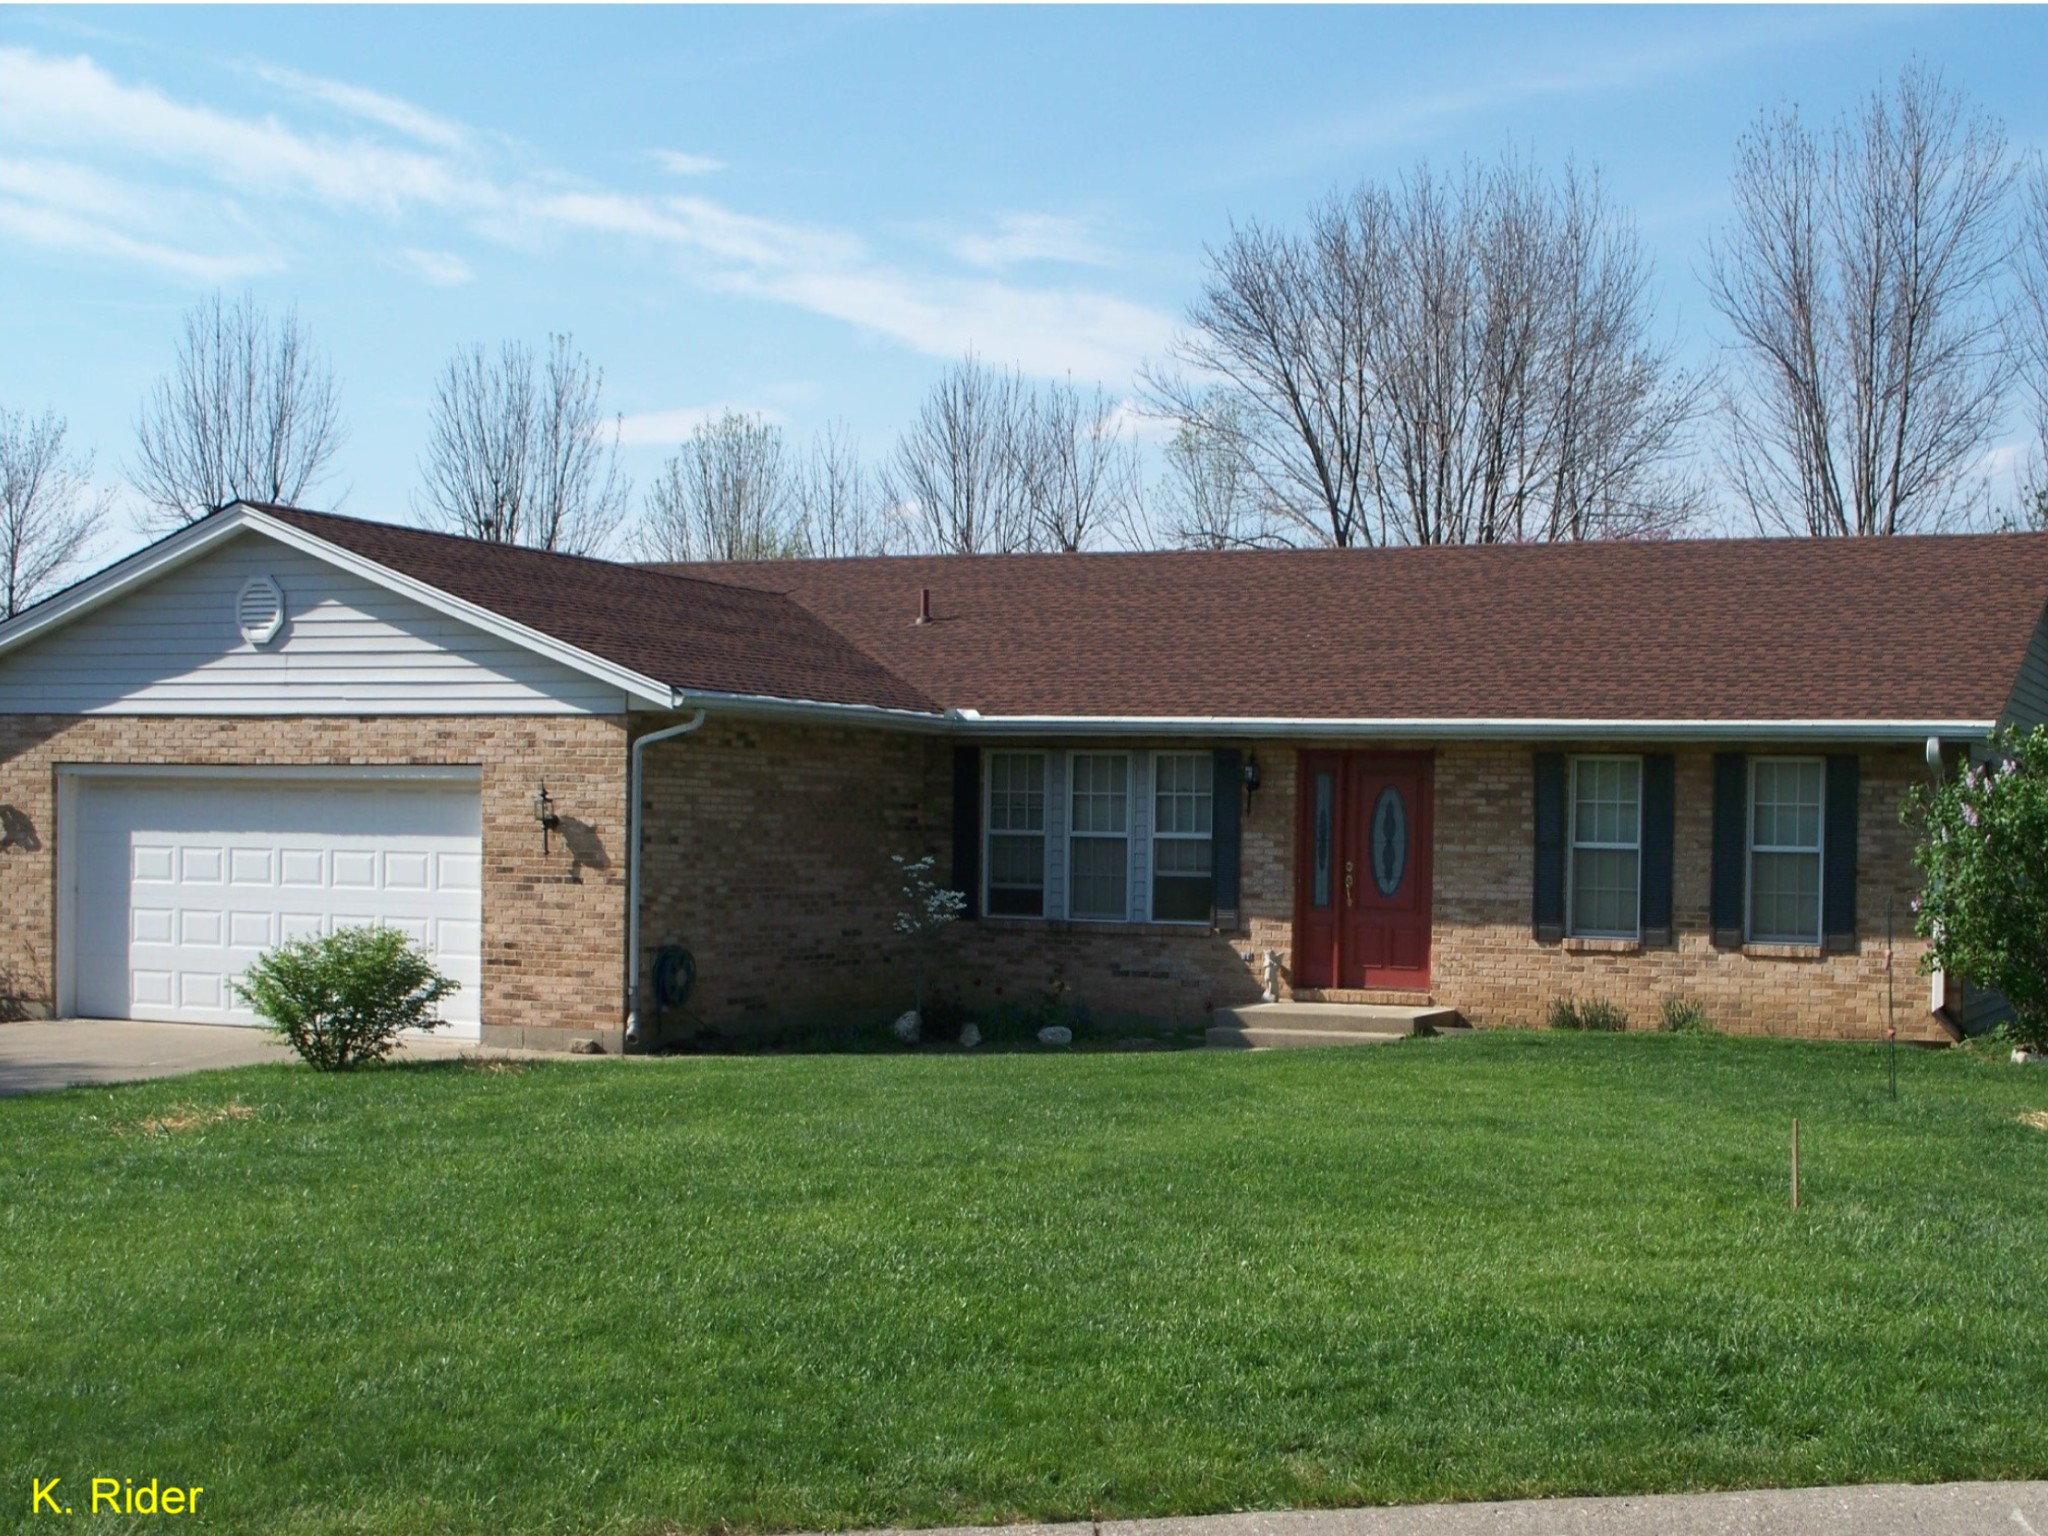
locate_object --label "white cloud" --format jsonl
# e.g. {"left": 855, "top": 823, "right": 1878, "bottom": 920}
{"left": 652, "top": 149, "right": 726, "bottom": 177}
{"left": 0, "top": 195, "right": 275, "bottom": 282}
{"left": 948, "top": 212, "right": 1115, "bottom": 269}
{"left": 249, "top": 62, "right": 473, "bottom": 152}
{"left": 394, "top": 247, "right": 474, "bottom": 286}
{"left": 1101, "top": 397, "right": 1179, "bottom": 447}
{"left": 724, "top": 265, "right": 1173, "bottom": 382}
{"left": 615, "top": 403, "right": 789, "bottom": 447}
{"left": 0, "top": 45, "right": 1176, "bottom": 387}
{"left": 0, "top": 47, "right": 468, "bottom": 214}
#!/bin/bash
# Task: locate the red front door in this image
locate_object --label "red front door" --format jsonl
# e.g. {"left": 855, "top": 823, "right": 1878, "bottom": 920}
{"left": 1293, "top": 751, "right": 1433, "bottom": 991}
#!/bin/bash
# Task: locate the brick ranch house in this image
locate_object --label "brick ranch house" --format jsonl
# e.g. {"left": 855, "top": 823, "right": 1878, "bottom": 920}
{"left": 1, "top": 501, "right": 2043, "bottom": 1051}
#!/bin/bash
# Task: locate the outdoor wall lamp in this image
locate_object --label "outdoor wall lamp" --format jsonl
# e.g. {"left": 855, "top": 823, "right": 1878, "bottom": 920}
{"left": 1242, "top": 754, "right": 1261, "bottom": 815}
{"left": 533, "top": 783, "right": 561, "bottom": 854}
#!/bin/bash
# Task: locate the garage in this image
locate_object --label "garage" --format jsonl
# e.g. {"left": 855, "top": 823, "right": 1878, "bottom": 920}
{"left": 62, "top": 768, "right": 483, "bottom": 1039}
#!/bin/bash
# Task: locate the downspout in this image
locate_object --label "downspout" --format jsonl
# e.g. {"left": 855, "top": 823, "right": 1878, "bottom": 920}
{"left": 625, "top": 709, "right": 707, "bottom": 1048}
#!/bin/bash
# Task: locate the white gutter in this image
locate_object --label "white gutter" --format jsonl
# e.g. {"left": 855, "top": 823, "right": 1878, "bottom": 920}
{"left": 940, "top": 713, "right": 1998, "bottom": 744}
{"left": 671, "top": 686, "right": 950, "bottom": 731}
{"left": 624, "top": 709, "right": 707, "bottom": 1048}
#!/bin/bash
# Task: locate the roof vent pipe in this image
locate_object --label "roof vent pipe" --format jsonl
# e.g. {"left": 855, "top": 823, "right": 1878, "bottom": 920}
{"left": 624, "top": 709, "right": 707, "bottom": 1049}
{"left": 915, "top": 587, "right": 931, "bottom": 625}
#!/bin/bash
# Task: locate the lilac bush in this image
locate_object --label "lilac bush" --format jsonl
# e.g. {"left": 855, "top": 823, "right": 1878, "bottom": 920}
{"left": 1906, "top": 726, "right": 2048, "bottom": 1050}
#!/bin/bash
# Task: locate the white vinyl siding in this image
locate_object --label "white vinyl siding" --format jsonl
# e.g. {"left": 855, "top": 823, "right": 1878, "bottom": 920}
{"left": 984, "top": 751, "right": 1048, "bottom": 917}
{"left": 0, "top": 533, "right": 626, "bottom": 715}
{"left": 1151, "top": 752, "right": 1213, "bottom": 923}
{"left": 1568, "top": 756, "right": 1641, "bottom": 939}
{"left": 1068, "top": 752, "right": 1131, "bottom": 920}
{"left": 1749, "top": 757, "right": 1824, "bottom": 944}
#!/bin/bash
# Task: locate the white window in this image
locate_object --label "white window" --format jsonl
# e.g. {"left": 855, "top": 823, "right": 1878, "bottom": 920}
{"left": 985, "top": 752, "right": 1046, "bottom": 917}
{"left": 1569, "top": 756, "right": 1641, "bottom": 939}
{"left": 1068, "top": 752, "right": 1130, "bottom": 921}
{"left": 1152, "top": 753, "right": 1214, "bottom": 924}
{"left": 1749, "top": 757, "right": 1824, "bottom": 944}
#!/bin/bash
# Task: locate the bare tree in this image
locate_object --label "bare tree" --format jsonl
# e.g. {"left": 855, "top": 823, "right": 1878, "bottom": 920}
{"left": 1020, "top": 380, "right": 1146, "bottom": 551}
{"left": 1, "top": 408, "right": 109, "bottom": 617}
{"left": 792, "top": 422, "right": 895, "bottom": 558}
{"left": 2014, "top": 161, "right": 2048, "bottom": 504}
{"left": 634, "top": 411, "right": 804, "bottom": 562}
{"left": 416, "top": 334, "right": 628, "bottom": 555}
{"left": 1147, "top": 214, "right": 1376, "bottom": 545}
{"left": 1148, "top": 156, "right": 1702, "bottom": 546}
{"left": 1707, "top": 64, "right": 2015, "bottom": 536}
{"left": 885, "top": 355, "right": 1036, "bottom": 554}
{"left": 1153, "top": 408, "right": 1286, "bottom": 549}
{"left": 130, "top": 292, "right": 348, "bottom": 529}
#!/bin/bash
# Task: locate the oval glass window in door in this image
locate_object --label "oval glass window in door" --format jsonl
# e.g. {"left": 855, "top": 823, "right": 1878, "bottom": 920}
{"left": 1370, "top": 786, "right": 1407, "bottom": 897}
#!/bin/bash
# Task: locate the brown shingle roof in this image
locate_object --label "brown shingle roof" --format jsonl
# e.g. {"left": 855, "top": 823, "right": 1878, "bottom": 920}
{"left": 242, "top": 505, "right": 2048, "bottom": 725}
{"left": 248, "top": 505, "right": 936, "bottom": 713}
{"left": 671, "top": 534, "right": 2048, "bottom": 723}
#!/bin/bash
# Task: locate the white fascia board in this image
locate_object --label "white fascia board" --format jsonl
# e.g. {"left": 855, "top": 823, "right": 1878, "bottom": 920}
{"left": 0, "top": 513, "right": 252, "bottom": 657}
{"left": 0, "top": 505, "right": 677, "bottom": 711}
{"left": 942, "top": 715, "right": 1997, "bottom": 743}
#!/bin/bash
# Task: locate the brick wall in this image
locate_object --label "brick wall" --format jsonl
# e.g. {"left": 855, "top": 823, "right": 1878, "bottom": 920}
{"left": 4, "top": 712, "right": 1935, "bottom": 1051}
{"left": 0, "top": 715, "right": 628, "bottom": 1047}
{"left": 1248, "top": 739, "right": 1935, "bottom": 1041}
{"left": 633, "top": 727, "right": 1936, "bottom": 1043}
{"left": 1425, "top": 741, "right": 1939, "bottom": 1041}
{"left": 635, "top": 715, "right": 953, "bottom": 1028}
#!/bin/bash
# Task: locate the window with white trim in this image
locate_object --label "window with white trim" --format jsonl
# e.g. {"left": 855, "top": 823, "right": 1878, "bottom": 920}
{"left": 1151, "top": 752, "right": 1213, "bottom": 923}
{"left": 1569, "top": 756, "right": 1642, "bottom": 939}
{"left": 985, "top": 752, "right": 1046, "bottom": 917}
{"left": 1749, "top": 757, "right": 1823, "bottom": 943}
{"left": 1068, "top": 752, "right": 1130, "bottom": 921}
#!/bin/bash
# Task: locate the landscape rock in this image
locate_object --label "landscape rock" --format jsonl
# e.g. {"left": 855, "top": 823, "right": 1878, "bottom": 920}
{"left": 892, "top": 1010, "right": 921, "bottom": 1045}
{"left": 1037, "top": 1025, "right": 1073, "bottom": 1046}
{"left": 570, "top": 1039, "right": 604, "bottom": 1055}
{"left": 959, "top": 1023, "right": 982, "bottom": 1049}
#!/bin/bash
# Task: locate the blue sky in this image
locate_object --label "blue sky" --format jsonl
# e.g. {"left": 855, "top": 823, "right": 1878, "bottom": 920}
{"left": 6, "top": 4, "right": 2048, "bottom": 557}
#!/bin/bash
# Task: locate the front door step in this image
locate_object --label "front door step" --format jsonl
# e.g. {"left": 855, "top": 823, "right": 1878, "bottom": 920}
{"left": 1206, "top": 1000, "right": 1462, "bottom": 1050}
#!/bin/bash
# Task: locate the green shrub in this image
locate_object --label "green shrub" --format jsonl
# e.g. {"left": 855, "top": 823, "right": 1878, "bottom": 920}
{"left": 1657, "top": 995, "right": 1710, "bottom": 1033}
{"left": 234, "top": 926, "right": 459, "bottom": 1071}
{"left": 1547, "top": 996, "right": 1628, "bottom": 1032}
{"left": 1907, "top": 725, "right": 2048, "bottom": 1051}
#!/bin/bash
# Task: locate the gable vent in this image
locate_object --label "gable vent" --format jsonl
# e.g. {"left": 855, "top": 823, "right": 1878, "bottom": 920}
{"left": 236, "top": 575, "right": 286, "bottom": 646}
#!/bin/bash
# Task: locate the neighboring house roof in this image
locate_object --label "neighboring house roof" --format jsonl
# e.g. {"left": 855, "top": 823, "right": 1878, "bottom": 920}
{"left": 3, "top": 501, "right": 2044, "bottom": 736}
{"left": 672, "top": 534, "right": 2048, "bottom": 730}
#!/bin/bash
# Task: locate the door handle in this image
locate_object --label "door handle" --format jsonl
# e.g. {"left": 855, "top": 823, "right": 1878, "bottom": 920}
{"left": 1343, "top": 860, "right": 1355, "bottom": 907}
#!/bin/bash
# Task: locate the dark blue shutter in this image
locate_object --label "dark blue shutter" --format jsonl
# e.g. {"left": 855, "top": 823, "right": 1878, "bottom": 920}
{"left": 1211, "top": 748, "right": 1243, "bottom": 926}
{"left": 1532, "top": 752, "right": 1566, "bottom": 942}
{"left": 1822, "top": 753, "right": 1859, "bottom": 952}
{"left": 951, "top": 745, "right": 980, "bottom": 920}
{"left": 1640, "top": 754, "right": 1676, "bottom": 946}
{"left": 1710, "top": 753, "right": 1747, "bottom": 949}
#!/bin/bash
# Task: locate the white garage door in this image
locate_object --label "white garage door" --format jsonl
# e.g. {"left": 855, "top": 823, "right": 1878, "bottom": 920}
{"left": 67, "top": 771, "right": 483, "bottom": 1039}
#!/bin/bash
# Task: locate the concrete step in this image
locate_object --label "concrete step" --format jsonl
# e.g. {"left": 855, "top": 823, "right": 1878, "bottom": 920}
{"left": 1210, "top": 1001, "right": 1461, "bottom": 1036}
{"left": 1205, "top": 1001, "right": 1462, "bottom": 1051}
{"left": 1205, "top": 1025, "right": 1408, "bottom": 1050}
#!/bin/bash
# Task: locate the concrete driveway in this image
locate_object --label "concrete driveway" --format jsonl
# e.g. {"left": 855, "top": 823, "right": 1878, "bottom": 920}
{"left": 0, "top": 1018, "right": 479, "bottom": 1096}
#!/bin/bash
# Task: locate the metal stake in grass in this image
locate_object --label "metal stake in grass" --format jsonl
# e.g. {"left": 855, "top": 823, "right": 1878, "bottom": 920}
{"left": 1790, "top": 1117, "right": 1800, "bottom": 1211}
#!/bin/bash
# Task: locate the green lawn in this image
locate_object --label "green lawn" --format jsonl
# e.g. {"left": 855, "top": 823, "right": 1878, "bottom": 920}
{"left": 3, "top": 1033, "right": 2046, "bottom": 1535}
